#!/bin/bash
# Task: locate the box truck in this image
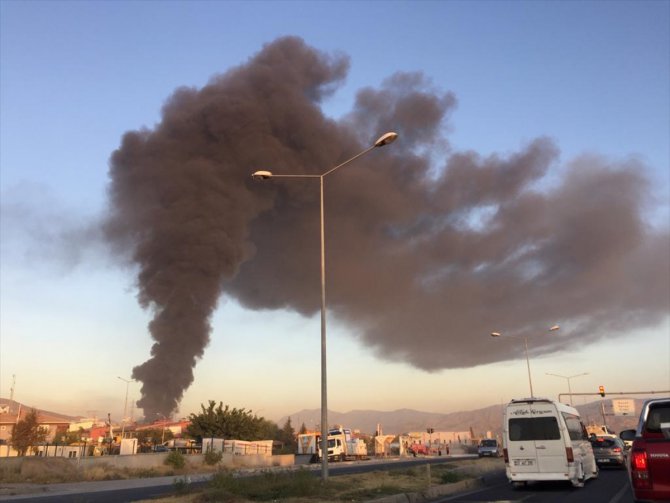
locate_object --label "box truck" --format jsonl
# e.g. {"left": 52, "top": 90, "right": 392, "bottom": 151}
{"left": 307, "top": 427, "right": 368, "bottom": 462}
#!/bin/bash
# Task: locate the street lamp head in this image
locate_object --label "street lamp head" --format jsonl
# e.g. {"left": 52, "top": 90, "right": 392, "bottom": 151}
{"left": 251, "top": 170, "right": 273, "bottom": 180}
{"left": 491, "top": 332, "right": 501, "bottom": 337}
{"left": 374, "top": 132, "right": 398, "bottom": 147}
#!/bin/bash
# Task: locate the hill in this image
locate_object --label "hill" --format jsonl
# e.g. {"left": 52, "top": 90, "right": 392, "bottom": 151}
{"left": 279, "top": 397, "right": 649, "bottom": 437}
{"left": 280, "top": 404, "right": 504, "bottom": 437}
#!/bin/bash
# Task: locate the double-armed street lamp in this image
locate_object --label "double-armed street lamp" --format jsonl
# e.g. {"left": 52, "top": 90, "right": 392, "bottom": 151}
{"left": 490, "top": 325, "right": 560, "bottom": 398}
{"left": 546, "top": 372, "right": 589, "bottom": 406}
{"left": 252, "top": 131, "right": 398, "bottom": 481}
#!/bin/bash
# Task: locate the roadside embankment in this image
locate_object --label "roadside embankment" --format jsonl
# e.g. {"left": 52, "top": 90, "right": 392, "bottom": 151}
{"left": 368, "top": 457, "right": 504, "bottom": 503}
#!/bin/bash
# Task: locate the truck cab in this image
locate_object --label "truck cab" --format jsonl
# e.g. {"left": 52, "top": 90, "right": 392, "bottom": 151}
{"left": 316, "top": 427, "right": 368, "bottom": 462}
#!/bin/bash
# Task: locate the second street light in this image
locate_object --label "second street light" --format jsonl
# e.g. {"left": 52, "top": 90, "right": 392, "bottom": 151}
{"left": 491, "top": 325, "right": 560, "bottom": 398}
{"left": 546, "top": 372, "right": 589, "bottom": 406}
{"left": 117, "top": 376, "right": 134, "bottom": 440}
{"left": 252, "top": 131, "right": 398, "bottom": 481}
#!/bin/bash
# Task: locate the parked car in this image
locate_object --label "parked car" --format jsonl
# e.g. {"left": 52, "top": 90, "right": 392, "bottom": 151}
{"left": 408, "top": 443, "right": 428, "bottom": 455}
{"left": 620, "top": 397, "right": 670, "bottom": 502}
{"left": 478, "top": 439, "right": 501, "bottom": 457}
{"left": 589, "top": 436, "right": 626, "bottom": 468}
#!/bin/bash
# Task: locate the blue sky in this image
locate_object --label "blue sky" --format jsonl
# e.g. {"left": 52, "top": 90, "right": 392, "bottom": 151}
{"left": 1, "top": 0, "right": 668, "bottom": 423}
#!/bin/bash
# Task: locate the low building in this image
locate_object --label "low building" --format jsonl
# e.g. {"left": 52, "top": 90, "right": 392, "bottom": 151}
{"left": 0, "top": 399, "right": 77, "bottom": 444}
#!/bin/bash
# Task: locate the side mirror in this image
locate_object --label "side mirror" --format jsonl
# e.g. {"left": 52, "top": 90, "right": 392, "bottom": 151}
{"left": 619, "top": 429, "right": 636, "bottom": 441}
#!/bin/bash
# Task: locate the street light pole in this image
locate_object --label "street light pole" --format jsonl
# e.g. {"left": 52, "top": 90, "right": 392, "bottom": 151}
{"left": 319, "top": 173, "right": 327, "bottom": 479}
{"left": 491, "top": 325, "right": 560, "bottom": 398}
{"left": 117, "top": 376, "right": 133, "bottom": 440}
{"left": 522, "top": 336, "right": 533, "bottom": 398}
{"left": 546, "top": 372, "right": 589, "bottom": 406}
{"left": 252, "top": 132, "right": 398, "bottom": 481}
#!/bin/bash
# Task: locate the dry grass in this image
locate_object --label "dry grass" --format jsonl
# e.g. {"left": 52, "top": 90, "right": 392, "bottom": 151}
{"left": 0, "top": 457, "right": 221, "bottom": 485}
{"left": 0, "top": 457, "right": 503, "bottom": 502}
{"left": 137, "top": 458, "right": 503, "bottom": 503}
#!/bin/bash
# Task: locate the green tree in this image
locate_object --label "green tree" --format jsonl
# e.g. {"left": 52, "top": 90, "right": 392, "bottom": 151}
{"left": 186, "top": 401, "right": 274, "bottom": 441}
{"left": 257, "top": 417, "right": 280, "bottom": 441}
{"left": 11, "top": 409, "right": 48, "bottom": 456}
{"left": 299, "top": 422, "right": 308, "bottom": 435}
{"left": 277, "top": 417, "right": 297, "bottom": 452}
{"left": 62, "top": 427, "right": 85, "bottom": 445}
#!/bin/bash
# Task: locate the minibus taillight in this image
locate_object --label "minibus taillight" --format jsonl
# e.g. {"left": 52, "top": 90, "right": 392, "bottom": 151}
{"left": 565, "top": 447, "right": 574, "bottom": 463}
{"left": 503, "top": 448, "right": 509, "bottom": 464}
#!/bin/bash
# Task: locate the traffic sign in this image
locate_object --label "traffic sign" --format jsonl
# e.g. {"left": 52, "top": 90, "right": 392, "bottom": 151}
{"left": 612, "top": 398, "right": 636, "bottom": 416}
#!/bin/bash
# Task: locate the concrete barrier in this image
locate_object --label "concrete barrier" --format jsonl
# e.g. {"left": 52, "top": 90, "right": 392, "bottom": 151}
{"left": 0, "top": 452, "right": 295, "bottom": 472}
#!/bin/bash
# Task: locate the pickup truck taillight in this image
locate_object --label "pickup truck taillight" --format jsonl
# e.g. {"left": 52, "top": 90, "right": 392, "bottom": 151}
{"left": 631, "top": 449, "right": 652, "bottom": 489}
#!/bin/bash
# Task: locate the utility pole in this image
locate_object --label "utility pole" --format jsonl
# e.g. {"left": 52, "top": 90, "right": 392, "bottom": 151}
{"left": 107, "top": 413, "right": 113, "bottom": 454}
{"left": 9, "top": 375, "right": 16, "bottom": 401}
{"left": 117, "top": 377, "right": 133, "bottom": 439}
{"left": 600, "top": 400, "right": 608, "bottom": 430}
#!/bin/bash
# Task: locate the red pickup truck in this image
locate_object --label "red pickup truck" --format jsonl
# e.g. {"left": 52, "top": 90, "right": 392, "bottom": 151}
{"left": 620, "top": 398, "right": 670, "bottom": 502}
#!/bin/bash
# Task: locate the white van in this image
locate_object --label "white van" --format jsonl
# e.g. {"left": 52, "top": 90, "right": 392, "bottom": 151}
{"left": 503, "top": 397, "right": 598, "bottom": 487}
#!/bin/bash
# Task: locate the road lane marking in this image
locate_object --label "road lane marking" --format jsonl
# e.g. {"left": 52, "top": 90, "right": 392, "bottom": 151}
{"left": 608, "top": 480, "right": 631, "bottom": 503}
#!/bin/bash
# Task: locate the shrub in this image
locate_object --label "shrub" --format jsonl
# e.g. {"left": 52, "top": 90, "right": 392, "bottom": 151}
{"left": 130, "top": 468, "right": 160, "bottom": 478}
{"left": 164, "top": 450, "right": 186, "bottom": 469}
{"left": 174, "top": 476, "right": 193, "bottom": 494}
{"left": 204, "top": 448, "right": 223, "bottom": 465}
{"left": 440, "top": 471, "right": 461, "bottom": 484}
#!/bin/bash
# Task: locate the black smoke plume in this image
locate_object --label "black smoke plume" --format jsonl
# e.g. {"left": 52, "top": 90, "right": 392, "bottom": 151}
{"left": 105, "top": 37, "right": 669, "bottom": 419}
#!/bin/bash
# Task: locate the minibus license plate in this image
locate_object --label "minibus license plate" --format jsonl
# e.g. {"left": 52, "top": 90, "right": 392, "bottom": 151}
{"left": 514, "top": 459, "right": 534, "bottom": 466}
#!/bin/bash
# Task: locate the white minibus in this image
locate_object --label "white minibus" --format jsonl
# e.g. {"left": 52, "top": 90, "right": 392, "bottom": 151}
{"left": 503, "top": 397, "right": 598, "bottom": 487}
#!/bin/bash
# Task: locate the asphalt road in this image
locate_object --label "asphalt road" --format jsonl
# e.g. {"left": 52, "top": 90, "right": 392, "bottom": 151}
{"left": 436, "top": 466, "right": 633, "bottom": 503}
{"left": 1, "top": 458, "right": 634, "bottom": 503}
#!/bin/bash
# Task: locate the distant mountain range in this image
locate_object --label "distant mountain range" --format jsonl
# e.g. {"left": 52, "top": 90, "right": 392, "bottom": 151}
{"left": 2, "top": 395, "right": 653, "bottom": 438}
{"left": 279, "top": 398, "right": 650, "bottom": 437}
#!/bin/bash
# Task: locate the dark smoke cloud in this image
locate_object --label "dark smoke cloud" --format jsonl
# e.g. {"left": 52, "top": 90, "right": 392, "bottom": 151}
{"left": 104, "top": 37, "right": 670, "bottom": 419}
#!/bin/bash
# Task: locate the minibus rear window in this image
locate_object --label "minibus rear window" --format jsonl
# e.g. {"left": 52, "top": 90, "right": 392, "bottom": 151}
{"left": 509, "top": 417, "right": 561, "bottom": 441}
